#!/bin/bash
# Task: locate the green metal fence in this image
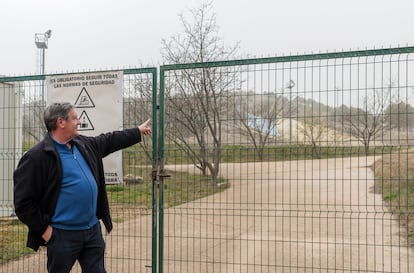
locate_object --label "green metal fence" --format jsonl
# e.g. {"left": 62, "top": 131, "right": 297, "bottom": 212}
{"left": 1, "top": 46, "right": 414, "bottom": 273}
{"left": 157, "top": 47, "right": 414, "bottom": 273}
{"left": 0, "top": 68, "right": 158, "bottom": 273}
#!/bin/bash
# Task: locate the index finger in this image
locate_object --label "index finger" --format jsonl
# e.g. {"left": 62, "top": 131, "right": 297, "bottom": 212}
{"left": 143, "top": 118, "right": 151, "bottom": 125}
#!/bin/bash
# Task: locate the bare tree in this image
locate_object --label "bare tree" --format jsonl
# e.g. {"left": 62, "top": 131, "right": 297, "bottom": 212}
{"left": 123, "top": 73, "right": 154, "bottom": 161}
{"left": 234, "top": 92, "right": 284, "bottom": 160}
{"left": 161, "top": 2, "right": 239, "bottom": 185}
{"left": 297, "top": 114, "right": 327, "bottom": 159}
{"left": 23, "top": 100, "right": 46, "bottom": 146}
{"left": 341, "top": 85, "right": 395, "bottom": 154}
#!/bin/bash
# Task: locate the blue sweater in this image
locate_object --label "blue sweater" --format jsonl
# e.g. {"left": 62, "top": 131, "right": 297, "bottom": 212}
{"left": 51, "top": 139, "right": 98, "bottom": 230}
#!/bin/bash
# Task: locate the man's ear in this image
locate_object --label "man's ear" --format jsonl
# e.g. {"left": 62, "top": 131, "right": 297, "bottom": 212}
{"left": 57, "top": 117, "right": 65, "bottom": 129}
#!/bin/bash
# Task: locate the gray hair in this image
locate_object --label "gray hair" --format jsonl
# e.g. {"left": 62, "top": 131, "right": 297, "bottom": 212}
{"left": 43, "top": 102, "right": 74, "bottom": 131}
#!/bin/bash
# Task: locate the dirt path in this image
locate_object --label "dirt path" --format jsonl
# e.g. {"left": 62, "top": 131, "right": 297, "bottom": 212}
{"left": 1, "top": 157, "right": 413, "bottom": 273}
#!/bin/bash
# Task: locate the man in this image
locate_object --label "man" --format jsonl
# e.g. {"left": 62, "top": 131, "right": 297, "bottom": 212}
{"left": 13, "top": 102, "right": 151, "bottom": 273}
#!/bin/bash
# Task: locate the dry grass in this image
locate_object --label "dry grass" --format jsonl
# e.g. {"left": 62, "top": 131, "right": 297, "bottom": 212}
{"left": 372, "top": 149, "right": 414, "bottom": 247}
{"left": 0, "top": 219, "right": 32, "bottom": 264}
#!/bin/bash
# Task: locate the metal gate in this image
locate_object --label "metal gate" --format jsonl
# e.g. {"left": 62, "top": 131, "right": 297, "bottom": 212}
{"left": 156, "top": 47, "right": 414, "bottom": 273}
{"left": 0, "top": 68, "right": 158, "bottom": 273}
{"left": 1, "top": 46, "right": 414, "bottom": 273}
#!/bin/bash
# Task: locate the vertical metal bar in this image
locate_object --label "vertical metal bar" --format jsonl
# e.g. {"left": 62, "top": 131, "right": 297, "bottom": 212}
{"left": 158, "top": 67, "right": 166, "bottom": 273}
{"left": 151, "top": 68, "right": 158, "bottom": 273}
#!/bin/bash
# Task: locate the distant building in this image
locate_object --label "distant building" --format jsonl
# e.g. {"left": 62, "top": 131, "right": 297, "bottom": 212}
{"left": 246, "top": 113, "right": 280, "bottom": 137}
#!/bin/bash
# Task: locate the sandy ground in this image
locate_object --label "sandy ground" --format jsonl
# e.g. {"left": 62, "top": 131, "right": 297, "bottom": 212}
{"left": 1, "top": 156, "right": 413, "bottom": 273}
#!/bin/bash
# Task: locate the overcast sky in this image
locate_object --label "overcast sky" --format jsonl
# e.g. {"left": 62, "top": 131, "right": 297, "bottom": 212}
{"left": 1, "top": 0, "right": 413, "bottom": 76}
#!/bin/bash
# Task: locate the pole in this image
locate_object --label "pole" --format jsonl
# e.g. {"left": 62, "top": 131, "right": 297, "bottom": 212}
{"left": 41, "top": 47, "right": 45, "bottom": 106}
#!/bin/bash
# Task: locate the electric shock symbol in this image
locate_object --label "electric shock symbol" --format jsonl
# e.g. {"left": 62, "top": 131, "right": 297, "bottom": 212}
{"left": 75, "top": 88, "right": 95, "bottom": 108}
{"left": 78, "top": 110, "right": 94, "bottom": 131}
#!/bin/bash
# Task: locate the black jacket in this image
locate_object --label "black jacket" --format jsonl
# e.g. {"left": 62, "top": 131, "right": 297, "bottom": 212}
{"left": 13, "top": 128, "right": 141, "bottom": 251}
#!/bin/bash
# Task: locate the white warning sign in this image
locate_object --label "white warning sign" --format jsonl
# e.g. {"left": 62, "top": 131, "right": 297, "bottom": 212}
{"left": 46, "top": 71, "right": 124, "bottom": 183}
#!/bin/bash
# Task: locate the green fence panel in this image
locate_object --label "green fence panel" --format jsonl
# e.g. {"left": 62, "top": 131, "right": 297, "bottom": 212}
{"left": 0, "top": 68, "right": 158, "bottom": 273}
{"left": 157, "top": 47, "right": 414, "bottom": 273}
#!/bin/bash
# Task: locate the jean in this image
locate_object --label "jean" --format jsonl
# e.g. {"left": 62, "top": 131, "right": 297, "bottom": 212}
{"left": 46, "top": 223, "right": 106, "bottom": 273}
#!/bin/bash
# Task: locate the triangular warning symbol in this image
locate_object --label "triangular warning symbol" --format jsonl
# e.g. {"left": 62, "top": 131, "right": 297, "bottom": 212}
{"left": 78, "top": 110, "right": 94, "bottom": 131}
{"left": 75, "top": 88, "right": 95, "bottom": 108}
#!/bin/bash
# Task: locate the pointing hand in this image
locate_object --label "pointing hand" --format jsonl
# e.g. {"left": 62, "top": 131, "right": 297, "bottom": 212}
{"left": 138, "top": 119, "right": 152, "bottom": 136}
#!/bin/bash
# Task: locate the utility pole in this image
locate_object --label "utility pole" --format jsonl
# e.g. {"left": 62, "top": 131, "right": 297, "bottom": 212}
{"left": 35, "top": 29, "right": 52, "bottom": 106}
{"left": 286, "top": 79, "right": 295, "bottom": 143}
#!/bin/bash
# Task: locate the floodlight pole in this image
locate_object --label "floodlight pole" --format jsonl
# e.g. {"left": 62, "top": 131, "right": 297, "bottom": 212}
{"left": 35, "top": 30, "right": 52, "bottom": 106}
